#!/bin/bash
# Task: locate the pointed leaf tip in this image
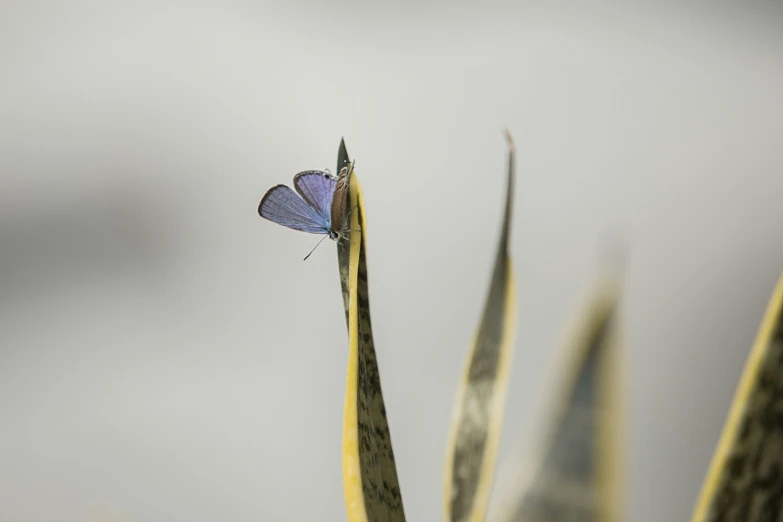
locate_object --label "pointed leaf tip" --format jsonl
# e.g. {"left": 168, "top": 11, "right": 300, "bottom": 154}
{"left": 503, "top": 129, "right": 515, "bottom": 151}
{"left": 338, "top": 138, "right": 351, "bottom": 176}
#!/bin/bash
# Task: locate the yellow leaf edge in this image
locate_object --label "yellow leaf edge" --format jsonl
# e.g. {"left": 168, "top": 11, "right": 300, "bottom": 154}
{"left": 341, "top": 171, "right": 368, "bottom": 522}
{"left": 690, "top": 269, "right": 783, "bottom": 522}
{"left": 442, "top": 264, "right": 518, "bottom": 522}
{"left": 596, "top": 273, "right": 625, "bottom": 522}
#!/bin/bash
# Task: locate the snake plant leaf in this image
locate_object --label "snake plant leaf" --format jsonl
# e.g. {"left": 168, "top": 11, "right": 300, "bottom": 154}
{"left": 691, "top": 270, "right": 783, "bottom": 522}
{"left": 495, "top": 267, "right": 625, "bottom": 522}
{"left": 443, "top": 131, "right": 518, "bottom": 522}
{"left": 335, "top": 140, "right": 407, "bottom": 522}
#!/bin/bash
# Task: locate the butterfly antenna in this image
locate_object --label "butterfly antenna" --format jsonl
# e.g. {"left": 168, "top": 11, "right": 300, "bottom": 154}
{"left": 303, "top": 234, "right": 330, "bottom": 261}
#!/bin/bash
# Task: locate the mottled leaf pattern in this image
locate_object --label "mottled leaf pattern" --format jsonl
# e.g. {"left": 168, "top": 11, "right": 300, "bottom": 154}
{"left": 443, "top": 132, "right": 518, "bottom": 522}
{"left": 336, "top": 140, "right": 406, "bottom": 522}
{"left": 691, "top": 271, "right": 783, "bottom": 522}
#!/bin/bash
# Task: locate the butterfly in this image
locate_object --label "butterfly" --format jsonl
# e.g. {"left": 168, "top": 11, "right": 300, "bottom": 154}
{"left": 258, "top": 164, "right": 356, "bottom": 260}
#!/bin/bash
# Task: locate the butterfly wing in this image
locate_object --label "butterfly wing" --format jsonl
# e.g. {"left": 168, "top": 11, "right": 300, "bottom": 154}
{"left": 330, "top": 163, "right": 353, "bottom": 232}
{"left": 258, "top": 184, "right": 331, "bottom": 234}
{"left": 294, "top": 171, "right": 336, "bottom": 224}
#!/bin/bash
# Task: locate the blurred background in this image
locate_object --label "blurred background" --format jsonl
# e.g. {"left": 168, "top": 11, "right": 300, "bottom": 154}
{"left": 2, "top": 1, "right": 783, "bottom": 521}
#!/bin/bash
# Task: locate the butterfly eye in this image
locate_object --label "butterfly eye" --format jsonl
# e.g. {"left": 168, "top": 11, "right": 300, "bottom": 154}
{"left": 322, "top": 172, "right": 330, "bottom": 178}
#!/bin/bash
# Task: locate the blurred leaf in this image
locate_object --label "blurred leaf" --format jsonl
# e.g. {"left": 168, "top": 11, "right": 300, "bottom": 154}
{"left": 336, "top": 140, "right": 407, "bottom": 522}
{"left": 691, "top": 270, "right": 783, "bottom": 522}
{"left": 495, "top": 267, "right": 625, "bottom": 522}
{"left": 443, "top": 132, "right": 518, "bottom": 522}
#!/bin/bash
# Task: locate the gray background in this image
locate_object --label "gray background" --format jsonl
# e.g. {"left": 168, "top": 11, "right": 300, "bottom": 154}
{"left": 2, "top": 1, "right": 783, "bottom": 521}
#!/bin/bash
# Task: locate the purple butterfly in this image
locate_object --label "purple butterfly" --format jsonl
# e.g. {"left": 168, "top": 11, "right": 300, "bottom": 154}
{"left": 258, "top": 168, "right": 354, "bottom": 260}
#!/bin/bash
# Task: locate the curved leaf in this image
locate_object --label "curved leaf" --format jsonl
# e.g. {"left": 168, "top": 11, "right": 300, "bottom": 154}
{"left": 691, "top": 270, "right": 783, "bottom": 522}
{"left": 443, "top": 132, "right": 518, "bottom": 522}
{"left": 336, "top": 140, "right": 406, "bottom": 522}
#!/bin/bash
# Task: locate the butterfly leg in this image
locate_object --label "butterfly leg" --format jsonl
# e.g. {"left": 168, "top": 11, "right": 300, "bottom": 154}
{"left": 335, "top": 203, "right": 361, "bottom": 239}
{"left": 344, "top": 203, "right": 359, "bottom": 221}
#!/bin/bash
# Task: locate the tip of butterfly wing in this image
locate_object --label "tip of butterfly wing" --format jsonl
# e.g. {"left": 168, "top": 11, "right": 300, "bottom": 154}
{"left": 292, "top": 170, "right": 332, "bottom": 185}
{"left": 257, "top": 184, "right": 288, "bottom": 218}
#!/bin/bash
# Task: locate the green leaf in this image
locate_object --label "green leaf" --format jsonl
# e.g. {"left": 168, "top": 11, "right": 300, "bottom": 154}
{"left": 443, "top": 132, "right": 518, "bottom": 522}
{"left": 335, "top": 140, "right": 406, "bottom": 522}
